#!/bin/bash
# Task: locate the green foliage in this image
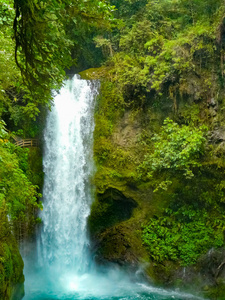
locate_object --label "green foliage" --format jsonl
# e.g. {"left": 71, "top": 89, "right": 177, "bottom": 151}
{"left": 14, "top": 0, "right": 72, "bottom": 106}
{"left": 142, "top": 209, "right": 224, "bottom": 266}
{"left": 13, "top": 0, "right": 115, "bottom": 104}
{"left": 0, "top": 0, "right": 39, "bottom": 131}
{"left": 139, "top": 118, "right": 207, "bottom": 188}
{"left": 0, "top": 0, "right": 115, "bottom": 133}
{"left": 94, "top": 136, "right": 113, "bottom": 163}
{"left": 120, "top": 20, "right": 153, "bottom": 55}
{"left": 26, "top": 148, "right": 44, "bottom": 189}
{"left": 0, "top": 121, "right": 42, "bottom": 238}
{"left": 0, "top": 1, "right": 20, "bottom": 109}
{"left": 111, "top": 0, "right": 147, "bottom": 20}
{"left": 106, "top": 0, "right": 224, "bottom": 104}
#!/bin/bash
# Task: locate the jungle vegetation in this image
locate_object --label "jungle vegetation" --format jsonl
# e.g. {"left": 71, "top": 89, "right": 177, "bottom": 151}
{"left": 1, "top": 0, "right": 225, "bottom": 295}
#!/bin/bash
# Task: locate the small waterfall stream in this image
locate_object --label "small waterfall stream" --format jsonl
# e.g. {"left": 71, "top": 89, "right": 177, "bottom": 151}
{"left": 23, "top": 75, "right": 201, "bottom": 300}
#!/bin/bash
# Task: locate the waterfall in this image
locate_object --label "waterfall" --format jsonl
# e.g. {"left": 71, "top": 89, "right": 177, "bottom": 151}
{"left": 23, "top": 75, "right": 201, "bottom": 300}
{"left": 38, "top": 75, "right": 97, "bottom": 275}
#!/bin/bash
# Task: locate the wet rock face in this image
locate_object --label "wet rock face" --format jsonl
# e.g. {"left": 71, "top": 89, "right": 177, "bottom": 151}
{"left": 93, "top": 225, "right": 139, "bottom": 266}
{"left": 193, "top": 249, "right": 225, "bottom": 298}
{"left": 209, "top": 127, "right": 225, "bottom": 144}
{"left": 113, "top": 111, "right": 141, "bottom": 148}
{"left": 207, "top": 98, "right": 218, "bottom": 118}
{"left": 198, "top": 249, "right": 225, "bottom": 293}
{"left": 157, "top": 248, "right": 225, "bottom": 298}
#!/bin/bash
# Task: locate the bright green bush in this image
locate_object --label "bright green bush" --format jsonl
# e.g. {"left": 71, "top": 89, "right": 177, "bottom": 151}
{"left": 142, "top": 209, "right": 224, "bottom": 266}
{"left": 138, "top": 118, "right": 207, "bottom": 190}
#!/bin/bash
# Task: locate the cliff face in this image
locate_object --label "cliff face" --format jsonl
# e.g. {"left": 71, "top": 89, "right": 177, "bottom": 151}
{"left": 83, "top": 66, "right": 225, "bottom": 299}
{"left": 0, "top": 210, "right": 24, "bottom": 300}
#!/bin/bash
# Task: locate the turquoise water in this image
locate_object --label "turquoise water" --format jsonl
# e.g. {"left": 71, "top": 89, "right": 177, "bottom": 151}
{"left": 23, "top": 292, "right": 197, "bottom": 300}
{"left": 24, "top": 285, "right": 200, "bottom": 300}
{"left": 23, "top": 265, "right": 201, "bottom": 300}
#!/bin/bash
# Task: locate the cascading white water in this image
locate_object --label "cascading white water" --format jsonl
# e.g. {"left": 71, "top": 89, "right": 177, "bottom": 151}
{"left": 38, "top": 75, "right": 97, "bottom": 275}
{"left": 23, "top": 75, "right": 201, "bottom": 300}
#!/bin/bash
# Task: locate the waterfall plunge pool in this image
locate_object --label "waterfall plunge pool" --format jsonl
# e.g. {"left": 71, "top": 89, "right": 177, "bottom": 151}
{"left": 23, "top": 265, "right": 202, "bottom": 300}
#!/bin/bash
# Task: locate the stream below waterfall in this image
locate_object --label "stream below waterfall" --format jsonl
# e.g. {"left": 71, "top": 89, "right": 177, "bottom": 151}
{"left": 22, "top": 75, "right": 202, "bottom": 300}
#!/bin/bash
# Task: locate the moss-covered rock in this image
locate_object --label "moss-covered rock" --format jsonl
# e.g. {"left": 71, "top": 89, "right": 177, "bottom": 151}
{"left": 0, "top": 209, "right": 24, "bottom": 300}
